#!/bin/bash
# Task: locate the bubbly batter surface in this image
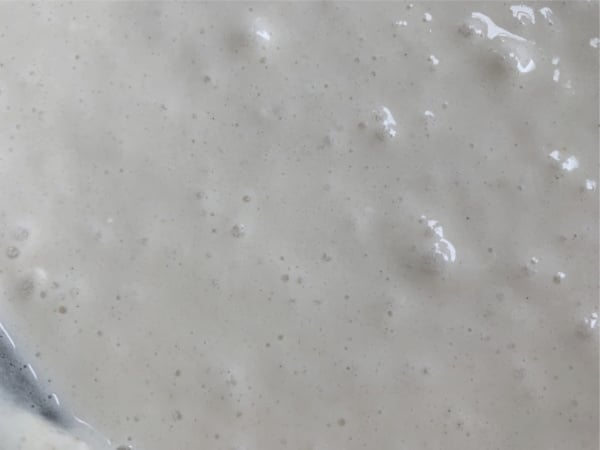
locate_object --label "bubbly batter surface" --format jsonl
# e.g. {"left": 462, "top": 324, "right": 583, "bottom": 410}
{"left": 0, "top": 2, "right": 597, "bottom": 449}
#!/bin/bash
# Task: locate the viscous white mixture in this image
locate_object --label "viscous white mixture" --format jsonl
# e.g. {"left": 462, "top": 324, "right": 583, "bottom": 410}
{"left": 0, "top": 2, "right": 597, "bottom": 449}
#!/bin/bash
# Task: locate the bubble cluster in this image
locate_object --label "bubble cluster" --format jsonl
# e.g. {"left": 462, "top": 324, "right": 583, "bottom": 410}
{"left": 372, "top": 106, "right": 398, "bottom": 140}
{"left": 419, "top": 215, "right": 457, "bottom": 273}
{"left": 549, "top": 150, "right": 579, "bottom": 173}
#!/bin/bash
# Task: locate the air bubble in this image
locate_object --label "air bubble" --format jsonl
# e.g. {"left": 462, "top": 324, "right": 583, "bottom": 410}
{"left": 372, "top": 106, "right": 397, "bottom": 140}
{"left": 584, "top": 179, "right": 597, "bottom": 191}
{"left": 424, "top": 110, "right": 436, "bottom": 133}
{"left": 577, "top": 312, "right": 599, "bottom": 338}
{"left": 469, "top": 12, "right": 527, "bottom": 41}
{"left": 508, "top": 50, "right": 535, "bottom": 73}
{"left": 553, "top": 272, "right": 566, "bottom": 284}
{"left": 251, "top": 17, "right": 273, "bottom": 47}
{"left": 584, "top": 312, "right": 598, "bottom": 330}
{"left": 13, "top": 227, "right": 29, "bottom": 241}
{"left": 548, "top": 150, "right": 579, "bottom": 173}
{"left": 510, "top": 5, "right": 535, "bottom": 25}
{"left": 538, "top": 7, "right": 554, "bottom": 25}
{"left": 6, "top": 246, "right": 20, "bottom": 259}
{"left": 464, "top": 12, "right": 536, "bottom": 75}
{"left": 523, "top": 257, "right": 539, "bottom": 276}
{"left": 231, "top": 224, "right": 246, "bottom": 238}
{"left": 418, "top": 215, "right": 457, "bottom": 273}
{"left": 20, "top": 278, "right": 35, "bottom": 297}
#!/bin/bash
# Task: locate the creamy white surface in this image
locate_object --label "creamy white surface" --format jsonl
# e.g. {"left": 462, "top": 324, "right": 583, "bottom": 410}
{"left": 0, "top": 2, "right": 598, "bottom": 449}
{"left": 0, "top": 395, "right": 91, "bottom": 450}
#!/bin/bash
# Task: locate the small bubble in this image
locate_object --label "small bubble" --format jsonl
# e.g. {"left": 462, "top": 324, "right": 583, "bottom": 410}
{"left": 523, "top": 257, "right": 539, "bottom": 276}
{"left": 337, "top": 417, "right": 346, "bottom": 426}
{"left": 6, "top": 246, "right": 20, "bottom": 259}
{"left": 20, "top": 278, "right": 35, "bottom": 297}
{"left": 584, "top": 179, "right": 597, "bottom": 191}
{"left": 13, "top": 227, "right": 29, "bottom": 241}
{"left": 242, "top": 195, "right": 251, "bottom": 202}
{"left": 582, "top": 312, "right": 598, "bottom": 333}
{"left": 553, "top": 272, "right": 566, "bottom": 284}
{"left": 231, "top": 224, "right": 245, "bottom": 238}
{"left": 172, "top": 410, "right": 183, "bottom": 421}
